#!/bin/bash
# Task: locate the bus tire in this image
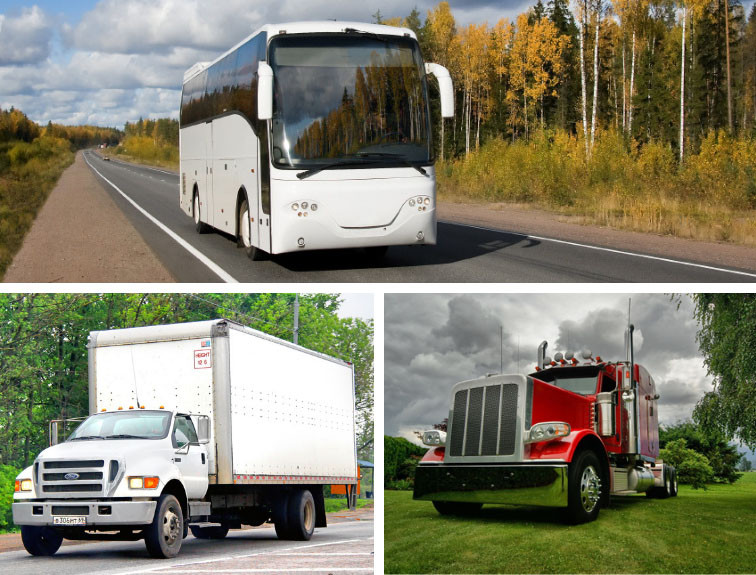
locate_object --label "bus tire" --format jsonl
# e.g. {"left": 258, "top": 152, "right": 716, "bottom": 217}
{"left": 193, "top": 190, "right": 209, "bottom": 234}
{"left": 566, "top": 450, "right": 604, "bottom": 524}
{"left": 144, "top": 494, "right": 184, "bottom": 558}
{"left": 20, "top": 525, "right": 63, "bottom": 556}
{"left": 238, "top": 197, "right": 267, "bottom": 261}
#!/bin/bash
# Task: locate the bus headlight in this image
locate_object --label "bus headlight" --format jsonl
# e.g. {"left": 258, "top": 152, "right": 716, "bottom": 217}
{"left": 291, "top": 203, "right": 299, "bottom": 211}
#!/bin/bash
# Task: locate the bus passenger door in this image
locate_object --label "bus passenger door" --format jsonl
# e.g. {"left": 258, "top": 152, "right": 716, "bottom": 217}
{"left": 256, "top": 144, "right": 271, "bottom": 254}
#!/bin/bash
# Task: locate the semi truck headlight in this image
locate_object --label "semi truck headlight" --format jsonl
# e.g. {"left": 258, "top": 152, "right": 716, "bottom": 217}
{"left": 128, "top": 476, "right": 159, "bottom": 489}
{"left": 422, "top": 430, "right": 446, "bottom": 447}
{"left": 526, "top": 422, "right": 570, "bottom": 443}
{"left": 15, "top": 479, "right": 32, "bottom": 492}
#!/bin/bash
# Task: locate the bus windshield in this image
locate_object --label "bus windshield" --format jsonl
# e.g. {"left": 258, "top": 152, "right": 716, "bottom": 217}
{"left": 269, "top": 34, "right": 430, "bottom": 169}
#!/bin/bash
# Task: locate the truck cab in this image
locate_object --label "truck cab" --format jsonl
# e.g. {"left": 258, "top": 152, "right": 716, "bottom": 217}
{"left": 414, "top": 331, "right": 677, "bottom": 523}
{"left": 13, "top": 408, "right": 210, "bottom": 557}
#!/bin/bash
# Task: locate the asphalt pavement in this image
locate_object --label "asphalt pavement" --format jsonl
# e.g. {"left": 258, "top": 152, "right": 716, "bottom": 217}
{"left": 0, "top": 518, "right": 373, "bottom": 575}
{"left": 82, "top": 151, "right": 755, "bottom": 283}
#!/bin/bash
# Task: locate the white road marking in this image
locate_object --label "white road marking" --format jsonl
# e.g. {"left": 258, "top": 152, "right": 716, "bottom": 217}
{"left": 84, "top": 152, "right": 238, "bottom": 283}
{"left": 123, "top": 538, "right": 372, "bottom": 574}
{"left": 159, "top": 570, "right": 372, "bottom": 573}
{"left": 443, "top": 220, "right": 756, "bottom": 279}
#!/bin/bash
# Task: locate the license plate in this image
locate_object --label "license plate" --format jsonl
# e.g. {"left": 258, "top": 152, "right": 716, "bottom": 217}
{"left": 53, "top": 516, "right": 87, "bottom": 526}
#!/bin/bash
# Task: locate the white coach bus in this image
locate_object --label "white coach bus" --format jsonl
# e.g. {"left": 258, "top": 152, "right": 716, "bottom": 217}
{"left": 179, "top": 21, "right": 453, "bottom": 260}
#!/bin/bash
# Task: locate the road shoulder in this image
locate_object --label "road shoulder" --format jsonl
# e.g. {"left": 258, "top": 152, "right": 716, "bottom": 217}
{"left": 440, "top": 201, "right": 756, "bottom": 273}
{"left": 4, "top": 151, "right": 174, "bottom": 283}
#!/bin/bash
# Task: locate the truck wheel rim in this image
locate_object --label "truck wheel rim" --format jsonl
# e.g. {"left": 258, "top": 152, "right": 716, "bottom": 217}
{"left": 163, "top": 506, "right": 180, "bottom": 545}
{"left": 304, "top": 500, "right": 314, "bottom": 532}
{"left": 240, "top": 203, "right": 251, "bottom": 248}
{"left": 580, "top": 465, "right": 601, "bottom": 513}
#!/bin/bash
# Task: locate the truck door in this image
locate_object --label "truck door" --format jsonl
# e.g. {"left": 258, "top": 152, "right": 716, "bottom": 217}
{"left": 172, "top": 414, "right": 209, "bottom": 499}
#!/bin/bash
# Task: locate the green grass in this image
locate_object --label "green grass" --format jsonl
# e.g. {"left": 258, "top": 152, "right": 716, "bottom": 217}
{"left": 385, "top": 472, "right": 756, "bottom": 573}
{"left": 324, "top": 497, "right": 373, "bottom": 513}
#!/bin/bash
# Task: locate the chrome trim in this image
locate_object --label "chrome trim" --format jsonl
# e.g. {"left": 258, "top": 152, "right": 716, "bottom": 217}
{"left": 414, "top": 463, "right": 568, "bottom": 508}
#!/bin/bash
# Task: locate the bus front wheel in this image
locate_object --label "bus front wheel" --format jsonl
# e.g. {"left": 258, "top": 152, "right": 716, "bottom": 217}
{"left": 193, "top": 191, "right": 209, "bottom": 234}
{"left": 238, "top": 198, "right": 267, "bottom": 261}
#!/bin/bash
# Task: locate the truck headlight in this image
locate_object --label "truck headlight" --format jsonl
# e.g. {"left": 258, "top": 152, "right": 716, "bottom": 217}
{"left": 422, "top": 430, "right": 446, "bottom": 447}
{"left": 526, "top": 422, "right": 570, "bottom": 443}
{"left": 128, "top": 476, "right": 159, "bottom": 489}
{"left": 15, "top": 479, "right": 32, "bottom": 492}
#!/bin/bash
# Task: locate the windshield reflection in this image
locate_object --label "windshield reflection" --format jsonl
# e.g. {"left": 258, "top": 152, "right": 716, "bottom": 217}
{"left": 269, "top": 35, "right": 430, "bottom": 169}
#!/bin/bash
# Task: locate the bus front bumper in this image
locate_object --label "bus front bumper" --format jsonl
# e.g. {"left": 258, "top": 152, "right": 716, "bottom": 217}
{"left": 413, "top": 463, "right": 569, "bottom": 507}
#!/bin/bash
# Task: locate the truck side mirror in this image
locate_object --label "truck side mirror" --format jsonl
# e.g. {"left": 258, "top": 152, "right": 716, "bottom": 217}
{"left": 258, "top": 62, "right": 274, "bottom": 121}
{"left": 425, "top": 63, "right": 454, "bottom": 118}
{"left": 197, "top": 415, "right": 210, "bottom": 444}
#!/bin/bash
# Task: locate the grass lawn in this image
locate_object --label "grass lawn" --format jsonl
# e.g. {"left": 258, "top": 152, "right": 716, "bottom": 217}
{"left": 324, "top": 497, "right": 373, "bottom": 513}
{"left": 384, "top": 472, "right": 756, "bottom": 573}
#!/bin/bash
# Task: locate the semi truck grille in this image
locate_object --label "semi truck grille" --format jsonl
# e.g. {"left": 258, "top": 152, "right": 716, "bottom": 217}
{"left": 449, "top": 383, "right": 519, "bottom": 457}
{"left": 39, "top": 460, "right": 107, "bottom": 497}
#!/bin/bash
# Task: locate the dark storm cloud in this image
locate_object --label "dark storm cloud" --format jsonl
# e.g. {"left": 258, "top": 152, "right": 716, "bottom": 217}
{"left": 385, "top": 294, "right": 711, "bottom": 442}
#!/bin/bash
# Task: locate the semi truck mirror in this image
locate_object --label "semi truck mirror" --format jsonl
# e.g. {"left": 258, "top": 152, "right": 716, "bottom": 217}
{"left": 258, "top": 62, "right": 274, "bottom": 121}
{"left": 197, "top": 415, "right": 210, "bottom": 444}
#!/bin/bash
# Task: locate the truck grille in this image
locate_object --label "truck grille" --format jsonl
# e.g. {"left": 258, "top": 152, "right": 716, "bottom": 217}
{"left": 39, "top": 460, "right": 107, "bottom": 496}
{"left": 449, "top": 383, "right": 519, "bottom": 457}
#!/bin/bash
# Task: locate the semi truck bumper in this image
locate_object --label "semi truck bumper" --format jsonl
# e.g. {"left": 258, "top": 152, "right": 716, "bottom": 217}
{"left": 413, "top": 463, "right": 569, "bottom": 507}
{"left": 12, "top": 500, "right": 157, "bottom": 526}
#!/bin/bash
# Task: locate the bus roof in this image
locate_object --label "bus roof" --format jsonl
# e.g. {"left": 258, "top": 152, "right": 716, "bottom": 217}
{"left": 183, "top": 20, "right": 417, "bottom": 84}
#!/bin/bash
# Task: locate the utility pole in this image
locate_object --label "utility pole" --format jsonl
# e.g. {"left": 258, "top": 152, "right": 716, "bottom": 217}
{"left": 293, "top": 294, "right": 299, "bottom": 345}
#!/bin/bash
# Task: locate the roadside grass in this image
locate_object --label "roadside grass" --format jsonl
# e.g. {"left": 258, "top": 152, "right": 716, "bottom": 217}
{"left": 324, "top": 498, "right": 373, "bottom": 513}
{"left": 438, "top": 130, "right": 756, "bottom": 246}
{"left": 385, "top": 472, "right": 756, "bottom": 573}
{"left": 103, "top": 137, "right": 179, "bottom": 171}
{"left": 0, "top": 137, "right": 74, "bottom": 279}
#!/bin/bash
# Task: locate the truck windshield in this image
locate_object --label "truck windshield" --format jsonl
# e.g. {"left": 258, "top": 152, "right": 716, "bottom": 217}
{"left": 269, "top": 34, "right": 430, "bottom": 169}
{"left": 68, "top": 410, "right": 171, "bottom": 441}
{"left": 531, "top": 366, "right": 601, "bottom": 395}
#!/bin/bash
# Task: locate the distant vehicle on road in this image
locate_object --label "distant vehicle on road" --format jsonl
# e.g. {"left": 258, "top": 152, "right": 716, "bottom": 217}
{"left": 179, "top": 21, "right": 454, "bottom": 260}
{"left": 13, "top": 320, "right": 358, "bottom": 558}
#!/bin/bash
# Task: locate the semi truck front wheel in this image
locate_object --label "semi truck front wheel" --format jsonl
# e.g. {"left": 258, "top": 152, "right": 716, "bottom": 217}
{"left": 145, "top": 494, "right": 184, "bottom": 558}
{"left": 20, "top": 525, "right": 63, "bottom": 556}
{"left": 567, "top": 450, "right": 605, "bottom": 524}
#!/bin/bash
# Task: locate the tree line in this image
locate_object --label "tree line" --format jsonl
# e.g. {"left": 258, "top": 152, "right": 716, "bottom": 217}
{"left": 379, "top": 0, "right": 756, "bottom": 161}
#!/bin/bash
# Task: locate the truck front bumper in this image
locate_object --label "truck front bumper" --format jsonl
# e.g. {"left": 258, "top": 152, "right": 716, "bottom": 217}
{"left": 413, "top": 463, "right": 569, "bottom": 507}
{"left": 12, "top": 500, "right": 157, "bottom": 526}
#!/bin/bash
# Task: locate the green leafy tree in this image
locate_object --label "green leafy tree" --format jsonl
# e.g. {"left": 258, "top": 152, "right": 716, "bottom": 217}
{"left": 660, "top": 421, "right": 743, "bottom": 483}
{"left": 690, "top": 294, "right": 756, "bottom": 449}
{"left": 660, "top": 438, "right": 715, "bottom": 489}
{"left": 0, "top": 465, "right": 20, "bottom": 532}
{"left": 385, "top": 436, "right": 426, "bottom": 488}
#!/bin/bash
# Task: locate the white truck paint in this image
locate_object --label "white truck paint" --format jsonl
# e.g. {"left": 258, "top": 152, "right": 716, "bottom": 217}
{"left": 13, "top": 319, "right": 358, "bottom": 558}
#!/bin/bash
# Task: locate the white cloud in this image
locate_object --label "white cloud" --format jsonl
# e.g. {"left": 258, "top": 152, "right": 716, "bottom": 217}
{"left": 0, "top": 6, "right": 53, "bottom": 65}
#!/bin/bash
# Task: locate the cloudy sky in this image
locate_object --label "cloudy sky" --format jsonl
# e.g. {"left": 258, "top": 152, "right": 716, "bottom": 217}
{"left": 0, "top": 0, "right": 530, "bottom": 128}
{"left": 385, "top": 293, "right": 714, "bottom": 444}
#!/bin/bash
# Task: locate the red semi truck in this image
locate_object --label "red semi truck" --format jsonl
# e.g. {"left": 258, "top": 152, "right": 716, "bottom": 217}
{"left": 414, "top": 325, "right": 678, "bottom": 523}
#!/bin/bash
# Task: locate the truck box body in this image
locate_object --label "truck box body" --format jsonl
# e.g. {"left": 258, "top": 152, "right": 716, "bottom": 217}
{"left": 88, "top": 319, "right": 358, "bottom": 485}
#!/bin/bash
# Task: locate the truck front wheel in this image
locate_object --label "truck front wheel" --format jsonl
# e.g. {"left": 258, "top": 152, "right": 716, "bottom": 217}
{"left": 21, "top": 525, "right": 63, "bottom": 556}
{"left": 432, "top": 501, "right": 483, "bottom": 516}
{"left": 567, "top": 450, "right": 605, "bottom": 524}
{"left": 145, "top": 494, "right": 184, "bottom": 558}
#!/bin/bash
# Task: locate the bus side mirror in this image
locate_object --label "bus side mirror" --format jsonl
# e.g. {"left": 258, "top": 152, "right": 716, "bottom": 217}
{"left": 258, "top": 62, "right": 273, "bottom": 121}
{"left": 425, "top": 63, "right": 454, "bottom": 118}
{"left": 196, "top": 415, "right": 210, "bottom": 445}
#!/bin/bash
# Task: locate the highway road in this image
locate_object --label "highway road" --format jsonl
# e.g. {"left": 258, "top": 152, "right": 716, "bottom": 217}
{"left": 82, "top": 151, "right": 755, "bottom": 283}
{"left": 0, "top": 518, "right": 373, "bottom": 574}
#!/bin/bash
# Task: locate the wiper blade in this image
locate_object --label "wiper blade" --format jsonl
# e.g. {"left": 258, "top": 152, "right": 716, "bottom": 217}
{"left": 355, "top": 152, "right": 428, "bottom": 176}
{"left": 296, "top": 159, "right": 371, "bottom": 180}
{"left": 106, "top": 434, "right": 149, "bottom": 440}
{"left": 343, "top": 28, "right": 390, "bottom": 43}
{"left": 69, "top": 435, "right": 105, "bottom": 441}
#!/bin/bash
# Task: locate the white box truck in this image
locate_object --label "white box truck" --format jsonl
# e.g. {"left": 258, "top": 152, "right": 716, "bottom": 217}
{"left": 12, "top": 319, "right": 358, "bottom": 558}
